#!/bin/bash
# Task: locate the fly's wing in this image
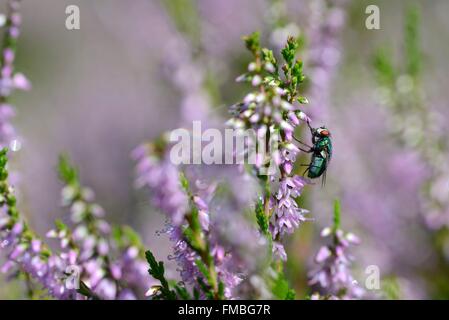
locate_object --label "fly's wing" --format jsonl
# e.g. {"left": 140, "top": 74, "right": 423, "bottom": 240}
{"left": 321, "top": 169, "right": 327, "bottom": 187}
{"left": 321, "top": 154, "right": 330, "bottom": 187}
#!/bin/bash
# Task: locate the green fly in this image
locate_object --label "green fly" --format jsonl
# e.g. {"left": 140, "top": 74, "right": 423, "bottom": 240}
{"left": 295, "top": 124, "right": 332, "bottom": 185}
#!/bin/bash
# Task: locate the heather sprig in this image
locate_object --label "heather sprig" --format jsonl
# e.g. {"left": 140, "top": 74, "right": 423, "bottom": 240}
{"left": 179, "top": 172, "right": 224, "bottom": 300}
{"left": 0, "top": 0, "right": 30, "bottom": 101}
{"left": 0, "top": 0, "right": 29, "bottom": 151}
{"left": 133, "top": 142, "right": 242, "bottom": 299}
{"left": 54, "top": 155, "right": 150, "bottom": 299}
{"left": 230, "top": 32, "right": 311, "bottom": 263}
{"left": 305, "top": 0, "right": 348, "bottom": 120}
{"left": 0, "top": 148, "right": 82, "bottom": 299}
{"left": 144, "top": 249, "right": 177, "bottom": 300}
{"left": 0, "top": 147, "right": 151, "bottom": 300}
{"left": 309, "top": 200, "right": 363, "bottom": 299}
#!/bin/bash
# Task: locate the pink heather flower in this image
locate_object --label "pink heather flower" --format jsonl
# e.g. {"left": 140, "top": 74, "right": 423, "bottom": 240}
{"left": 271, "top": 176, "right": 309, "bottom": 238}
{"left": 272, "top": 242, "right": 287, "bottom": 261}
{"left": 309, "top": 226, "right": 364, "bottom": 299}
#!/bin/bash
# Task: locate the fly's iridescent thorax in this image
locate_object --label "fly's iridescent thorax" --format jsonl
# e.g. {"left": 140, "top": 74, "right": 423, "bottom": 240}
{"left": 312, "top": 127, "right": 332, "bottom": 158}
{"left": 315, "top": 136, "right": 332, "bottom": 159}
{"left": 307, "top": 126, "right": 332, "bottom": 179}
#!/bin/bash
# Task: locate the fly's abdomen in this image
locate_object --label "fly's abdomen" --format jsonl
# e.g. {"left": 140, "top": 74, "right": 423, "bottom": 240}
{"left": 307, "top": 156, "right": 326, "bottom": 178}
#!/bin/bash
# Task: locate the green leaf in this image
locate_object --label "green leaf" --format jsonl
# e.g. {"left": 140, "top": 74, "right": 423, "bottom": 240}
{"left": 271, "top": 272, "right": 290, "bottom": 300}
{"left": 373, "top": 48, "right": 395, "bottom": 86}
{"left": 285, "top": 289, "right": 296, "bottom": 300}
{"left": 261, "top": 48, "right": 277, "bottom": 67}
{"left": 218, "top": 281, "right": 225, "bottom": 300}
{"left": 333, "top": 199, "right": 341, "bottom": 231}
{"left": 77, "top": 281, "right": 100, "bottom": 300}
{"left": 243, "top": 32, "right": 260, "bottom": 54}
{"left": 405, "top": 5, "right": 421, "bottom": 77}
{"left": 58, "top": 154, "right": 78, "bottom": 185}
{"left": 145, "top": 250, "right": 163, "bottom": 278}
{"left": 281, "top": 36, "right": 299, "bottom": 65}
{"left": 145, "top": 249, "right": 176, "bottom": 300}
{"left": 174, "top": 284, "right": 191, "bottom": 300}
{"left": 0, "top": 147, "right": 8, "bottom": 157}
{"left": 297, "top": 96, "right": 309, "bottom": 104}
{"left": 54, "top": 219, "right": 68, "bottom": 231}
{"left": 179, "top": 171, "right": 190, "bottom": 192}
{"left": 255, "top": 198, "right": 269, "bottom": 235}
{"left": 193, "top": 287, "right": 201, "bottom": 300}
{"left": 195, "top": 259, "right": 210, "bottom": 283}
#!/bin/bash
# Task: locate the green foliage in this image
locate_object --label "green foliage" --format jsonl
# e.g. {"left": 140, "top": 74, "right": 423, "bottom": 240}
{"left": 0, "top": 13, "right": 19, "bottom": 81}
{"left": 240, "top": 33, "right": 306, "bottom": 104}
{"left": 161, "top": 0, "right": 201, "bottom": 49}
{"left": 77, "top": 281, "right": 100, "bottom": 300}
{"left": 54, "top": 219, "right": 68, "bottom": 232}
{"left": 177, "top": 171, "right": 222, "bottom": 299}
{"left": 381, "top": 277, "right": 401, "bottom": 300}
{"left": 243, "top": 32, "right": 261, "bottom": 54}
{"left": 405, "top": 6, "right": 421, "bottom": 77}
{"left": 280, "top": 36, "right": 305, "bottom": 102}
{"left": 262, "top": 48, "right": 277, "bottom": 67}
{"left": 145, "top": 250, "right": 177, "bottom": 300}
{"left": 0, "top": 148, "right": 17, "bottom": 219}
{"left": 0, "top": 148, "right": 9, "bottom": 181}
{"left": 271, "top": 270, "right": 296, "bottom": 300}
{"left": 195, "top": 259, "right": 211, "bottom": 284}
{"left": 58, "top": 154, "right": 79, "bottom": 186}
{"left": 333, "top": 199, "right": 341, "bottom": 231}
{"left": 112, "top": 225, "right": 145, "bottom": 252}
{"left": 373, "top": 5, "right": 421, "bottom": 85}
{"left": 373, "top": 48, "right": 395, "bottom": 87}
{"left": 179, "top": 171, "right": 190, "bottom": 193}
{"left": 255, "top": 198, "right": 269, "bottom": 235}
{"left": 173, "top": 283, "right": 191, "bottom": 300}
{"left": 281, "top": 36, "right": 299, "bottom": 66}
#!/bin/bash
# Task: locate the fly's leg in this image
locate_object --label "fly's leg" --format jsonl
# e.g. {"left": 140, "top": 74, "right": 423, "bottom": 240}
{"left": 307, "top": 121, "right": 314, "bottom": 135}
{"left": 298, "top": 146, "right": 313, "bottom": 153}
{"left": 302, "top": 167, "right": 310, "bottom": 176}
{"left": 293, "top": 135, "right": 314, "bottom": 153}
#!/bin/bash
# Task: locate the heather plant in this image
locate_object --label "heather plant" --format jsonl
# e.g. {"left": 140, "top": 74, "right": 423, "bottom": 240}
{"left": 374, "top": 7, "right": 449, "bottom": 232}
{"left": 0, "top": 0, "right": 372, "bottom": 301}
{"left": 373, "top": 6, "right": 449, "bottom": 297}
{"left": 0, "top": 0, "right": 29, "bottom": 151}
{"left": 229, "top": 32, "right": 311, "bottom": 261}
{"left": 135, "top": 31, "right": 365, "bottom": 300}
{"left": 305, "top": 0, "right": 348, "bottom": 121}
{"left": 1, "top": 149, "right": 150, "bottom": 299}
{"left": 309, "top": 200, "right": 364, "bottom": 299}
{"left": 0, "top": 0, "right": 152, "bottom": 299}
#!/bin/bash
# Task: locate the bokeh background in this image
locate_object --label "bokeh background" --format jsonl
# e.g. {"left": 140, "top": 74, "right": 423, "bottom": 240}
{"left": 1, "top": 0, "right": 449, "bottom": 299}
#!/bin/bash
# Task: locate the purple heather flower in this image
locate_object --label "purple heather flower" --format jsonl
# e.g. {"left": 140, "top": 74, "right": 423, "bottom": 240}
{"left": 309, "top": 226, "right": 364, "bottom": 299}
{"left": 133, "top": 144, "right": 189, "bottom": 226}
{"left": 270, "top": 176, "right": 309, "bottom": 238}
{"left": 272, "top": 241, "right": 287, "bottom": 261}
{"left": 305, "top": 0, "right": 348, "bottom": 122}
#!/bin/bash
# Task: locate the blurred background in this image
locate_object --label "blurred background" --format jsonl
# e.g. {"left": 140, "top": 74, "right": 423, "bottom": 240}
{"left": 1, "top": 0, "right": 449, "bottom": 299}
